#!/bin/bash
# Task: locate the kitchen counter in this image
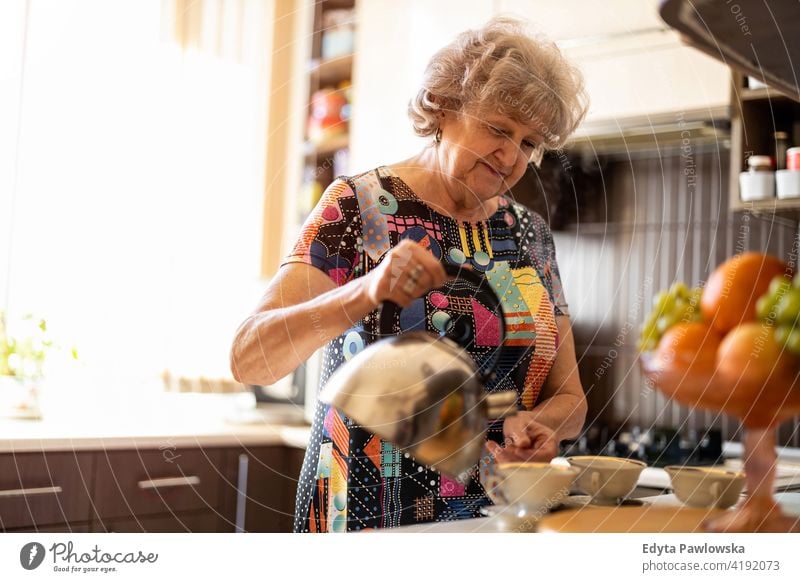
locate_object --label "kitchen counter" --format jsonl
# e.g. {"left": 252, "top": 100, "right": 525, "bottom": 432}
{"left": 382, "top": 492, "right": 800, "bottom": 533}
{"left": 0, "top": 414, "right": 311, "bottom": 453}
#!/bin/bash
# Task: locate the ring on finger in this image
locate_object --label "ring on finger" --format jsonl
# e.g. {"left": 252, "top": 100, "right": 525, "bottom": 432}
{"left": 402, "top": 279, "right": 416, "bottom": 294}
{"left": 409, "top": 264, "right": 423, "bottom": 281}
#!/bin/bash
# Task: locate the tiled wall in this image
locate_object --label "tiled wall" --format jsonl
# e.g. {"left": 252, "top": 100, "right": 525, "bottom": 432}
{"left": 547, "top": 146, "right": 799, "bottom": 446}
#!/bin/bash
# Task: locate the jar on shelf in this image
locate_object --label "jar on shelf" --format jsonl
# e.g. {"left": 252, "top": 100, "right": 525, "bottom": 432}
{"left": 320, "top": 8, "right": 355, "bottom": 61}
{"left": 739, "top": 155, "right": 775, "bottom": 201}
{"left": 787, "top": 147, "right": 800, "bottom": 171}
{"left": 307, "top": 88, "right": 348, "bottom": 144}
{"left": 777, "top": 147, "right": 800, "bottom": 199}
{"left": 775, "top": 131, "right": 790, "bottom": 170}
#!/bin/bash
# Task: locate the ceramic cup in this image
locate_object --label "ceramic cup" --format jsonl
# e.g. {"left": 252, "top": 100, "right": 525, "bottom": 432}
{"left": 666, "top": 466, "right": 745, "bottom": 509}
{"left": 566, "top": 456, "right": 647, "bottom": 504}
{"left": 485, "top": 462, "right": 579, "bottom": 516}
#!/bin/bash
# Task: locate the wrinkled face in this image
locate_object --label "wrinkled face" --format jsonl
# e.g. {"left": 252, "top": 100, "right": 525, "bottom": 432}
{"left": 437, "top": 107, "right": 544, "bottom": 203}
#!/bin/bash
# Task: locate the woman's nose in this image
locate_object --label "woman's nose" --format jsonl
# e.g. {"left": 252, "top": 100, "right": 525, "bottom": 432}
{"left": 494, "top": 138, "right": 518, "bottom": 169}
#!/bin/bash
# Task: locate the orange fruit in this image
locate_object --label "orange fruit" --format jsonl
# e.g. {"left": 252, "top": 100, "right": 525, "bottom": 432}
{"left": 655, "top": 321, "right": 722, "bottom": 369}
{"left": 716, "top": 322, "right": 800, "bottom": 426}
{"left": 701, "top": 253, "right": 788, "bottom": 334}
{"left": 650, "top": 322, "right": 723, "bottom": 407}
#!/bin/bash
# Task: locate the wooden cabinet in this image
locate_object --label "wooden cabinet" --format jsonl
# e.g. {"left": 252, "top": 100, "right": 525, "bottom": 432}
{"left": 349, "top": 0, "right": 729, "bottom": 168}
{"left": 229, "top": 446, "right": 300, "bottom": 533}
{"left": 497, "top": 0, "right": 730, "bottom": 128}
{"left": 101, "top": 511, "right": 224, "bottom": 534}
{"left": 93, "top": 448, "right": 228, "bottom": 532}
{"left": 0, "top": 451, "right": 94, "bottom": 531}
{"left": 0, "top": 444, "right": 307, "bottom": 533}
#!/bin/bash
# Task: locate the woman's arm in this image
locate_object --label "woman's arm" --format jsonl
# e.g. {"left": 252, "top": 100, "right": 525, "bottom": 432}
{"left": 230, "top": 240, "right": 447, "bottom": 386}
{"left": 523, "top": 315, "right": 587, "bottom": 440}
{"left": 490, "top": 315, "right": 587, "bottom": 463}
{"left": 230, "top": 263, "right": 371, "bottom": 385}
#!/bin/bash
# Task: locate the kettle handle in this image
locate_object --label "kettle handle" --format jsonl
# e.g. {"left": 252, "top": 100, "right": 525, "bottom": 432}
{"left": 377, "top": 263, "right": 506, "bottom": 382}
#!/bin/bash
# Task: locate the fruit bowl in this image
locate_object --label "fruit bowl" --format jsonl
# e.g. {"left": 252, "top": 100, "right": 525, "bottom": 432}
{"left": 640, "top": 350, "right": 800, "bottom": 532}
{"left": 638, "top": 253, "right": 800, "bottom": 531}
{"left": 640, "top": 337, "right": 800, "bottom": 428}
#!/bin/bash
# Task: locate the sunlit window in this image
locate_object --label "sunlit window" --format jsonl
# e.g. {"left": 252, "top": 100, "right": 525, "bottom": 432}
{"left": 1, "top": 0, "right": 272, "bottom": 399}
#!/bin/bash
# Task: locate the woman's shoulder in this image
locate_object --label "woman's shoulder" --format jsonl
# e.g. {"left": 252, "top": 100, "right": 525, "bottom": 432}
{"left": 319, "top": 167, "right": 391, "bottom": 203}
{"left": 501, "top": 196, "right": 551, "bottom": 233}
{"left": 323, "top": 167, "right": 392, "bottom": 202}
{"left": 334, "top": 167, "right": 387, "bottom": 187}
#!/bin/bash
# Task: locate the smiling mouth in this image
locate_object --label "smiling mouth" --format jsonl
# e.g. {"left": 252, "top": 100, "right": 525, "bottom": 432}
{"left": 481, "top": 161, "right": 505, "bottom": 178}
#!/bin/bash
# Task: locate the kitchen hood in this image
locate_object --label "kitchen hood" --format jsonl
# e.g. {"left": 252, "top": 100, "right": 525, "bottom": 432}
{"left": 660, "top": 0, "right": 800, "bottom": 100}
{"left": 568, "top": 114, "right": 730, "bottom": 157}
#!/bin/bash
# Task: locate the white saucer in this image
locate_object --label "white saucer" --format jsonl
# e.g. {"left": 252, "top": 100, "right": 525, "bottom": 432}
{"left": 561, "top": 495, "right": 649, "bottom": 508}
{"left": 479, "top": 505, "right": 538, "bottom": 532}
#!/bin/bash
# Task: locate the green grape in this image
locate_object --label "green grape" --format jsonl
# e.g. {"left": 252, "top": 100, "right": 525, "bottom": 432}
{"left": 642, "top": 337, "right": 658, "bottom": 352}
{"left": 652, "top": 290, "right": 667, "bottom": 308}
{"left": 756, "top": 295, "right": 776, "bottom": 321}
{"left": 793, "top": 272, "right": 800, "bottom": 289}
{"left": 768, "top": 275, "right": 792, "bottom": 300}
{"left": 670, "top": 282, "right": 690, "bottom": 300}
{"left": 775, "top": 289, "right": 800, "bottom": 325}
{"left": 775, "top": 325, "right": 793, "bottom": 346}
{"left": 786, "top": 328, "right": 800, "bottom": 355}
{"left": 639, "top": 321, "right": 658, "bottom": 344}
{"left": 673, "top": 297, "right": 686, "bottom": 313}
{"left": 653, "top": 291, "right": 674, "bottom": 316}
{"left": 656, "top": 313, "right": 679, "bottom": 334}
{"left": 640, "top": 281, "right": 699, "bottom": 351}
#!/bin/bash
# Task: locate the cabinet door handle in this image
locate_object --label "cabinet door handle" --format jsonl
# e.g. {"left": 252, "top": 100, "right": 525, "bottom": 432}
{"left": 137, "top": 476, "right": 200, "bottom": 490}
{"left": 0, "top": 485, "right": 63, "bottom": 498}
{"left": 235, "top": 454, "right": 249, "bottom": 533}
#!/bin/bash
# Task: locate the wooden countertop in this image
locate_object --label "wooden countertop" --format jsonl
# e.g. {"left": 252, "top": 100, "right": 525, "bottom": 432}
{"left": 382, "top": 492, "right": 800, "bottom": 533}
{"left": 0, "top": 416, "right": 311, "bottom": 453}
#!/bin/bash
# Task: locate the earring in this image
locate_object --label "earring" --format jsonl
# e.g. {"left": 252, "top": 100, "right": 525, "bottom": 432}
{"left": 434, "top": 126, "right": 443, "bottom": 143}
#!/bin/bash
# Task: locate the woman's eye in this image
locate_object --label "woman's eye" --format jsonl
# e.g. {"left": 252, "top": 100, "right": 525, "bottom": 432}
{"left": 488, "top": 124, "right": 504, "bottom": 136}
{"left": 522, "top": 140, "right": 537, "bottom": 150}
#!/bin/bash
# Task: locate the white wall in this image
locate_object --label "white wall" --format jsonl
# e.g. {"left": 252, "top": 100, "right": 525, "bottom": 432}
{"left": 349, "top": 0, "right": 493, "bottom": 173}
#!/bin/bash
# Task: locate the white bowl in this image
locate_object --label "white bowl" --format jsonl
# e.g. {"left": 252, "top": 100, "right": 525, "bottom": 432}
{"left": 666, "top": 466, "right": 745, "bottom": 509}
{"left": 567, "top": 456, "right": 647, "bottom": 503}
{"left": 485, "top": 462, "right": 578, "bottom": 516}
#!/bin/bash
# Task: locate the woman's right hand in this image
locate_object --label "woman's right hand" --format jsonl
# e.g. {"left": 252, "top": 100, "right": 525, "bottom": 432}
{"left": 362, "top": 239, "right": 449, "bottom": 308}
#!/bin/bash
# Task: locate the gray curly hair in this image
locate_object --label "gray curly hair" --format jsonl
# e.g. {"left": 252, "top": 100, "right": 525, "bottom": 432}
{"left": 408, "top": 17, "right": 589, "bottom": 151}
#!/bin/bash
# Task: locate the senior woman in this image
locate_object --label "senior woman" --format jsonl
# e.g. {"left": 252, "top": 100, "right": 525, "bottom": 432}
{"left": 231, "top": 17, "right": 588, "bottom": 532}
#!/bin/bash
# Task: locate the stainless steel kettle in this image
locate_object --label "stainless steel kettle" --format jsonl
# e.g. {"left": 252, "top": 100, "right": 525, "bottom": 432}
{"left": 319, "top": 264, "right": 519, "bottom": 478}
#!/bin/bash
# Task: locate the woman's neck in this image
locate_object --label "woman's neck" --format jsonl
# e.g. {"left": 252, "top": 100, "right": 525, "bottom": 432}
{"left": 388, "top": 150, "right": 500, "bottom": 223}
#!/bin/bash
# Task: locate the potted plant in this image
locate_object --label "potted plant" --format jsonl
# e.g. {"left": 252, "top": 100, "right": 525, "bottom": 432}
{"left": 0, "top": 310, "right": 76, "bottom": 419}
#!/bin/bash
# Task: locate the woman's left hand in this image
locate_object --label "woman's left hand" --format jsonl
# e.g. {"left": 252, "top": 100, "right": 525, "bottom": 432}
{"left": 486, "top": 412, "right": 559, "bottom": 463}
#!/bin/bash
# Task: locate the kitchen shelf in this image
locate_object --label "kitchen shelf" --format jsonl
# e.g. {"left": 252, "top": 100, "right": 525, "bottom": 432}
{"left": 728, "top": 72, "right": 800, "bottom": 216}
{"left": 309, "top": 53, "right": 354, "bottom": 87}
{"left": 304, "top": 132, "right": 349, "bottom": 158}
{"left": 737, "top": 86, "right": 783, "bottom": 102}
{"left": 732, "top": 197, "right": 800, "bottom": 215}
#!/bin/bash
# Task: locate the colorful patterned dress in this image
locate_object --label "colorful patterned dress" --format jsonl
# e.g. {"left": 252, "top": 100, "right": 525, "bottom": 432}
{"left": 283, "top": 166, "right": 569, "bottom": 532}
